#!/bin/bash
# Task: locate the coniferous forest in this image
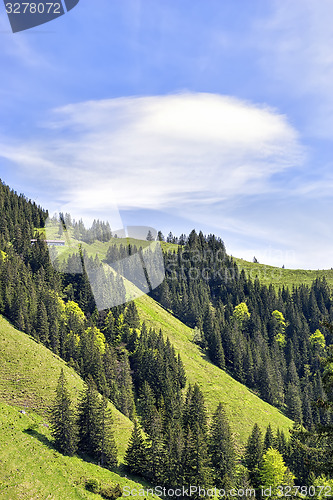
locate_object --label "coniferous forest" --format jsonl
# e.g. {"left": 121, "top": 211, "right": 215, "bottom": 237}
{"left": 0, "top": 178, "right": 333, "bottom": 498}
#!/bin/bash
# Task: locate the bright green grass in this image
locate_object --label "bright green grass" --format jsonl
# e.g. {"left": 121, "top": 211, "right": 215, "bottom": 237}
{"left": 135, "top": 294, "right": 293, "bottom": 446}
{"left": 38, "top": 225, "right": 177, "bottom": 263}
{"left": 0, "top": 401, "right": 160, "bottom": 500}
{"left": 0, "top": 315, "right": 132, "bottom": 461}
{"left": 233, "top": 257, "right": 333, "bottom": 289}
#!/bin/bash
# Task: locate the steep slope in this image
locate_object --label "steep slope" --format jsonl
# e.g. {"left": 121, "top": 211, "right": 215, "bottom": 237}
{"left": 0, "top": 315, "right": 132, "bottom": 460}
{"left": 135, "top": 293, "right": 293, "bottom": 444}
{"left": 0, "top": 401, "right": 158, "bottom": 500}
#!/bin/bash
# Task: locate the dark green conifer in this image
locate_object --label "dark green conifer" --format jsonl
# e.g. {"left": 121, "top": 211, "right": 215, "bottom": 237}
{"left": 182, "top": 423, "right": 212, "bottom": 496}
{"left": 138, "top": 381, "right": 156, "bottom": 435}
{"left": 124, "top": 419, "right": 148, "bottom": 477}
{"left": 124, "top": 302, "right": 140, "bottom": 329}
{"left": 263, "top": 423, "right": 275, "bottom": 451}
{"left": 286, "top": 383, "right": 303, "bottom": 423}
{"left": 164, "top": 419, "right": 184, "bottom": 486}
{"left": 146, "top": 409, "right": 167, "bottom": 483}
{"left": 117, "top": 350, "right": 136, "bottom": 419}
{"left": 95, "top": 396, "right": 118, "bottom": 468}
{"left": 209, "top": 403, "right": 236, "bottom": 489}
{"left": 50, "top": 369, "right": 78, "bottom": 455}
{"left": 77, "top": 375, "right": 100, "bottom": 455}
{"left": 244, "top": 423, "right": 263, "bottom": 489}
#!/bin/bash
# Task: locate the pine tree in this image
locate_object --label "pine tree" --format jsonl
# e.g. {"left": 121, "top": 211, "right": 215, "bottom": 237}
{"left": 244, "top": 423, "right": 263, "bottom": 489}
{"left": 36, "top": 301, "right": 49, "bottom": 346}
{"left": 50, "top": 369, "right": 78, "bottom": 455}
{"left": 138, "top": 381, "right": 156, "bottom": 435}
{"left": 263, "top": 423, "right": 275, "bottom": 451}
{"left": 209, "top": 403, "right": 236, "bottom": 489}
{"left": 124, "top": 419, "right": 148, "bottom": 477}
{"left": 146, "top": 409, "right": 167, "bottom": 483}
{"left": 285, "top": 383, "right": 303, "bottom": 423}
{"left": 95, "top": 396, "right": 118, "bottom": 468}
{"left": 117, "top": 350, "right": 136, "bottom": 419}
{"left": 164, "top": 419, "right": 184, "bottom": 486}
{"left": 77, "top": 375, "right": 100, "bottom": 456}
{"left": 182, "top": 423, "right": 212, "bottom": 497}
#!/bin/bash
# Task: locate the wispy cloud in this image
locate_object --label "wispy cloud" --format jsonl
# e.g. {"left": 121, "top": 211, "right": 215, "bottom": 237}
{"left": 0, "top": 92, "right": 304, "bottom": 220}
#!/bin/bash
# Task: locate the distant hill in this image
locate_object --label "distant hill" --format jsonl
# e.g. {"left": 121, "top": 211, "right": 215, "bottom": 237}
{"left": 234, "top": 257, "right": 333, "bottom": 289}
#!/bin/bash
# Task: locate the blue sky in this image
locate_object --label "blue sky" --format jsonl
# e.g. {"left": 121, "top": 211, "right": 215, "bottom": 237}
{"left": 1, "top": 0, "right": 333, "bottom": 268}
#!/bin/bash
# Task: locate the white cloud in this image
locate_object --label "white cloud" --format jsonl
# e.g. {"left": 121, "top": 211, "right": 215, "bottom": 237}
{"left": 0, "top": 92, "right": 304, "bottom": 220}
{"left": 9, "top": 92, "right": 333, "bottom": 268}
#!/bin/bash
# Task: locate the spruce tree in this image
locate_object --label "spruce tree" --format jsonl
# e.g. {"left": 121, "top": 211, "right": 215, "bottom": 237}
{"left": 117, "top": 350, "right": 136, "bottom": 419}
{"left": 182, "top": 423, "right": 212, "bottom": 496}
{"left": 146, "top": 409, "right": 167, "bottom": 483}
{"left": 138, "top": 381, "right": 156, "bottom": 435}
{"left": 263, "top": 423, "right": 275, "bottom": 451}
{"left": 164, "top": 419, "right": 184, "bottom": 486}
{"left": 36, "top": 301, "right": 49, "bottom": 346}
{"left": 183, "top": 384, "right": 207, "bottom": 434}
{"left": 276, "top": 428, "right": 288, "bottom": 459}
{"left": 244, "top": 423, "right": 263, "bottom": 489}
{"left": 285, "top": 383, "right": 303, "bottom": 423}
{"left": 209, "top": 403, "right": 236, "bottom": 489}
{"left": 124, "top": 419, "right": 148, "bottom": 477}
{"left": 50, "top": 369, "right": 78, "bottom": 455}
{"left": 95, "top": 396, "right": 118, "bottom": 468}
{"left": 77, "top": 375, "right": 100, "bottom": 456}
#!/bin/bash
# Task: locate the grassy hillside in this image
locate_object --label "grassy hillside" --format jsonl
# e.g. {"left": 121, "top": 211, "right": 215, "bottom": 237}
{"left": 41, "top": 222, "right": 333, "bottom": 290}
{"left": 0, "top": 315, "right": 132, "bottom": 460}
{"left": 0, "top": 315, "right": 162, "bottom": 499}
{"left": 0, "top": 401, "right": 159, "bottom": 500}
{"left": 39, "top": 224, "right": 177, "bottom": 261}
{"left": 135, "top": 294, "right": 293, "bottom": 445}
{"left": 234, "top": 257, "right": 333, "bottom": 289}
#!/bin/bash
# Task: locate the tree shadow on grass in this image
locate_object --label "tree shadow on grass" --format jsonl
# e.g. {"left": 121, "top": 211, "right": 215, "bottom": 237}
{"left": 23, "top": 427, "right": 55, "bottom": 450}
{"left": 22, "top": 427, "right": 153, "bottom": 485}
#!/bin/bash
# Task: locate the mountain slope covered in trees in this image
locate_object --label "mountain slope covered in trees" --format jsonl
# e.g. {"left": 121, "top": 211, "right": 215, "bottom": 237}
{"left": 0, "top": 314, "right": 133, "bottom": 459}
{"left": 135, "top": 293, "right": 292, "bottom": 442}
{"left": 0, "top": 400, "right": 159, "bottom": 500}
{"left": 1, "top": 178, "right": 333, "bottom": 495}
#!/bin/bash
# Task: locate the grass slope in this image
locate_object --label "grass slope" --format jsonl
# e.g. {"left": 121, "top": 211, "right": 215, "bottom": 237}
{"left": 0, "top": 315, "right": 131, "bottom": 460}
{"left": 135, "top": 294, "right": 293, "bottom": 445}
{"left": 0, "top": 316, "right": 162, "bottom": 499}
{"left": 39, "top": 224, "right": 177, "bottom": 262}
{"left": 234, "top": 257, "right": 333, "bottom": 289}
{"left": 0, "top": 401, "right": 159, "bottom": 500}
